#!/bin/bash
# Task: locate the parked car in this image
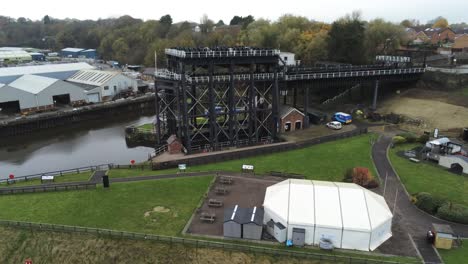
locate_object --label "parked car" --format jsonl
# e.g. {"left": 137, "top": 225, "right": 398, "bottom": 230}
{"left": 326, "top": 121, "right": 343, "bottom": 130}
{"left": 332, "top": 112, "right": 352, "bottom": 124}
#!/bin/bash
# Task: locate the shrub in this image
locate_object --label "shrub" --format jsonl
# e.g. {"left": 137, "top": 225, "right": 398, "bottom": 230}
{"left": 417, "top": 134, "right": 430, "bottom": 143}
{"left": 436, "top": 203, "right": 468, "bottom": 224}
{"left": 366, "top": 179, "right": 379, "bottom": 189}
{"left": 343, "top": 167, "right": 379, "bottom": 188}
{"left": 414, "top": 192, "right": 447, "bottom": 214}
{"left": 397, "top": 132, "right": 418, "bottom": 143}
{"left": 392, "top": 136, "right": 406, "bottom": 145}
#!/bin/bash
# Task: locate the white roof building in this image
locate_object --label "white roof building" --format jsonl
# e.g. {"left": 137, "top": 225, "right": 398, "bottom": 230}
{"left": 0, "top": 75, "right": 87, "bottom": 111}
{"left": 0, "top": 50, "right": 32, "bottom": 61}
{"left": 67, "top": 69, "right": 137, "bottom": 102}
{"left": 263, "top": 179, "right": 392, "bottom": 251}
{"left": 0, "top": 62, "right": 94, "bottom": 84}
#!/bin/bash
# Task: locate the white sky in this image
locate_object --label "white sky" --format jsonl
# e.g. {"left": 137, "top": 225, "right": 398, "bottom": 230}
{"left": 2, "top": 0, "right": 467, "bottom": 24}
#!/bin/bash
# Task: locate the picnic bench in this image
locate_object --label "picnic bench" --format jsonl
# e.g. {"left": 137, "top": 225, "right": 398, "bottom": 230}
{"left": 200, "top": 212, "right": 216, "bottom": 223}
{"left": 219, "top": 176, "right": 233, "bottom": 185}
{"left": 208, "top": 199, "right": 223, "bottom": 207}
{"left": 215, "top": 186, "right": 229, "bottom": 195}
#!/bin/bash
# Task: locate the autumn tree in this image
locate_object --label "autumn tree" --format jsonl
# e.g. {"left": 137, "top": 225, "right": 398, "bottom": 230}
{"left": 432, "top": 17, "right": 449, "bottom": 28}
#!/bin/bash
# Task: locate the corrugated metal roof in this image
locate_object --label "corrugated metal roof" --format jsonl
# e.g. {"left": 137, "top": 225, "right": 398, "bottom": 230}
{"left": 8, "top": 75, "right": 58, "bottom": 94}
{"left": 62, "top": 48, "right": 85, "bottom": 53}
{"left": 0, "top": 63, "right": 94, "bottom": 77}
{"left": 67, "top": 70, "right": 120, "bottom": 87}
{"left": 0, "top": 50, "right": 32, "bottom": 59}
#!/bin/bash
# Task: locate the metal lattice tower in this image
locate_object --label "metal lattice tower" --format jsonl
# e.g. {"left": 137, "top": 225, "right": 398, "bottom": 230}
{"left": 155, "top": 47, "right": 281, "bottom": 154}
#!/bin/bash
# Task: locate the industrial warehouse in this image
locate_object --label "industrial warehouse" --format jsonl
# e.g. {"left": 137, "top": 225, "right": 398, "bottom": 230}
{"left": 0, "top": 62, "right": 138, "bottom": 114}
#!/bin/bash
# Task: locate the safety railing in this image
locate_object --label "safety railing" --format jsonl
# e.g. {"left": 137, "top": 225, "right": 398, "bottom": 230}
{"left": 165, "top": 49, "right": 281, "bottom": 58}
{"left": 285, "top": 68, "right": 426, "bottom": 80}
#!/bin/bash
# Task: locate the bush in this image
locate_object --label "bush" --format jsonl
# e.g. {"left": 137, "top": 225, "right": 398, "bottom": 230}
{"left": 392, "top": 136, "right": 407, "bottom": 145}
{"left": 397, "top": 132, "right": 418, "bottom": 143}
{"left": 414, "top": 192, "right": 447, "bottom": 214}
{"left": 436, "top": 203, "right": 468, "bottom": 224}
{"left": 417, "top": 134, "right": 430, "bottom": 143}
{"left": 343, "top": 167, "right": 379, "bottom": 188}
{"left": 366, "top": 179, "right": 379, "bottom": 189}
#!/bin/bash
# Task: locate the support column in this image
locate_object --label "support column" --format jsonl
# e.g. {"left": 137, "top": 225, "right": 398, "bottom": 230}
{"left": 303, "top": 82, "right": 309, "bottom": 129}
{"left": 154, "top": 80, "right": 161, "bottom": 145}
{"left": 272, "top": 67, "right": 279, "bottom": 140}
{"left": 191, "top": 65, "right": 197, "bottom": 127}
{"left": 248, "top": 63, "right": 257, "bottom": 144}
{"left": 372, "top": 79, "right": 380, "bottom": 110}
{"left": 293, "top": 86, "right": 297, "bottom": 108}
{"left": 208, "top": 62, "right": 217, "bottom": 150}
{"left": 283, "top": 81, "right": 288, "bottom": 105}
{"left": 181, "top": 64, "right": 191, "bottom": 154}
{"left": 228, "top": 62, "right": 235, "bottom": 145}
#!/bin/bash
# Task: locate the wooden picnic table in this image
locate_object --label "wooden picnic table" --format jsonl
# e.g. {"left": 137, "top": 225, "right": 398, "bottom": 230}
{"left": 215, "top": 186, "right": 229, "bottom": 195}
{"left": 219, "top": 176, "right": 233, "bottom": 185}
{"left": 208, "top": 199, "right": 223, "bottom": 207}
{"left": 200, "top": 212, "right": 216, "bottom": 223}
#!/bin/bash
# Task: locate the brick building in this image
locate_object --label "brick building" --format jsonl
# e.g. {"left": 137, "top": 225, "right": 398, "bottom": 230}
{"left": 279, "top": 106, "right": 304, "bottom": 133}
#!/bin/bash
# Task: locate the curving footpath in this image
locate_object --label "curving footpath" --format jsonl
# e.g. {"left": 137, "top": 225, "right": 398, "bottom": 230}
{"left": 372, "top": 136, "right": 468, "bottom": 264}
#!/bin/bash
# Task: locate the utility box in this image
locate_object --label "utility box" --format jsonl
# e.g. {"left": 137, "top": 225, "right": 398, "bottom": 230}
{"left": 274, "top": 222, "right": 287, "bottom": 243}
{"left": 432, "top": 224, "right": 454, "bottom": 249}
{"left": 292, "top": 228, "right": 306, "bottom": 246}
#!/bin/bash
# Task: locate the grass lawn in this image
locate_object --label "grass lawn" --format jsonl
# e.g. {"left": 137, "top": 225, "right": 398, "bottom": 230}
{"left": 0, "top": 176, "right": 213, "bottom": 236}
{"left": 109, "top": 134, "right": 377, "bottom": 181}
{"left": 0, "top": 172, "right": 92, "bottom": 188}
{"left": 0, "top": 226, "right": 418, "bottom": 264}
{"left": 389, "top": 143, "right": 468, "bottom": 206}
{"left": 137, "top": 123, "right": 154, "bottom": 130}
{"left": 439, "top": 241, "right": 468, "bottom": 264}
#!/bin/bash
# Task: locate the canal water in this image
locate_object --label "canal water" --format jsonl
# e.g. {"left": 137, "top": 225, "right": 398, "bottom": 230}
{"left": 0, "top": 115, "right": 155, "bottom": 179}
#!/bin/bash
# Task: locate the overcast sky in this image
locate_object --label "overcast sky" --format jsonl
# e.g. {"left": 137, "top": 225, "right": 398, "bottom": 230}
{"left": 2, "top": 0, "right": 467, "bottom": 24}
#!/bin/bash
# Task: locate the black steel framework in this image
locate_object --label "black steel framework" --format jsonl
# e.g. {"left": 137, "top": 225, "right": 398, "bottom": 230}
{"left": 155, "top": 47, "right": 425, "bottom": 154}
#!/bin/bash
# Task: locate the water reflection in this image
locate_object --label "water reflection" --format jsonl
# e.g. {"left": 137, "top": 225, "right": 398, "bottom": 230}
{"left": 0, "top": 115, "right": 155, "bottom": 178}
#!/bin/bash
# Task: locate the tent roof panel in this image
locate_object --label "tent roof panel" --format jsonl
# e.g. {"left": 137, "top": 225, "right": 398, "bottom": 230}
{"left": 288, "top": 180, "right": 315, "bottom": 226}
{"left": 313, "top": 180, "right": 342, "bottom": 228}
{"left": 336, "top": 183, "right": 371, "bottom": 232}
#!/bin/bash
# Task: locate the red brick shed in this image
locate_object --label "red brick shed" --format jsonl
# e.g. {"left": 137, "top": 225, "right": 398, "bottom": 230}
{"left": 167, "top": 134, "right": 183, "bottom": 154}
{"left": 279, "top": 106, "right": 304, "bottom": 133}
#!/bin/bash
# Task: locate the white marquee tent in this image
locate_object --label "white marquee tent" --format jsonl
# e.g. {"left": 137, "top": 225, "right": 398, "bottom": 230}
{"left": 263, "top": 179, "right": 392, "bottom": 251}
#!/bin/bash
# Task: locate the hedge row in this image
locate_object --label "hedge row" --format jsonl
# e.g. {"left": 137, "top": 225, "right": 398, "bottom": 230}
{"left": 393, "top": 133, "right": 429, "bottom": 145}
{"left": 414, "top": 192, "right": 468, "bottom": 224}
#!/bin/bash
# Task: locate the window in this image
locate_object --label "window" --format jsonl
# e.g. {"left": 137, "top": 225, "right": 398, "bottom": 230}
{"left": 114, "top": 86, "right": 117, "bottom": 92}
{"left": 284, "top": 56, "right": 288, "bottom": 61}
{"left": 104, "top": 86, "right": 109, "bottom": 90}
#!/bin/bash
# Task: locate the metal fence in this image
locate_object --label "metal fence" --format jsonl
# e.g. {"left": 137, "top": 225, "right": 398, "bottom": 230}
{"left": 0, "top": 182, "right": 96, "bottom": 195}
{"left": 0, "top": 220, "right": 417, "bottom": 264}
{"left": 0, "top": 164, "right": 113, "bottom": 185}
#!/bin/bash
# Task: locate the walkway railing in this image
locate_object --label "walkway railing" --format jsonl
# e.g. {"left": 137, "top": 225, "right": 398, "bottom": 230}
{"left": 0, "top": 220, "right": 418, "bottom": 264}
{"left": 285, "top": 68, "right": 425, "bottom": 80}
{"left": 0, "top": 164, "right": 112, "bottom": 185}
